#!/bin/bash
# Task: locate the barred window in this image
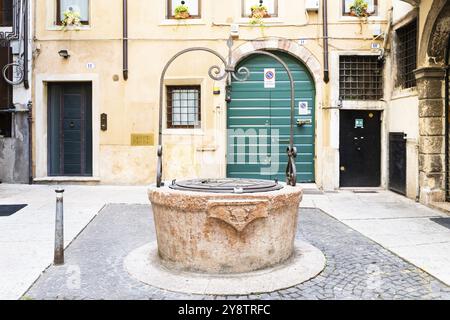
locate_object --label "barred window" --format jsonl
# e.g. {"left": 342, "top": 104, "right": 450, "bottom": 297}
{"left": 396, "top": 20, "right": 417, "bottom": 89}
{"left": 339, "top": 55, "right": 383, "bottom": 101}
{"left": 0, "top": 0, "right": 13, "bottom": 26}
{"left": 166, "top": 86, "right": 201, "bottom": 129}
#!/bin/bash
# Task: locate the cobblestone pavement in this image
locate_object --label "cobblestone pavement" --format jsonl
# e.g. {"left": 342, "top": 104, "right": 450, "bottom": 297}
{"left": 25, "top": 204, "right": 450, "bottom": 300}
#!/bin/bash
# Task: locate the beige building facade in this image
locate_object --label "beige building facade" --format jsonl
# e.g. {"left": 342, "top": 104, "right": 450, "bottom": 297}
{"left": 386, "top": 0, "right": 450, "bottom": 206}
{"left": 32, "top": 0, "right": 390, "bottom": 187}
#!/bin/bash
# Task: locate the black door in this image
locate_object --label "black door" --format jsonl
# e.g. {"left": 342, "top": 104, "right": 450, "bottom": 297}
{"left": 340, "top": 110, "right": 381, "bottom": 187}
{"left": 48, "top": 82, "right": 92, "bottom": 176}
{"left": 389, "top": 132, "right": 407, "bottom": 195}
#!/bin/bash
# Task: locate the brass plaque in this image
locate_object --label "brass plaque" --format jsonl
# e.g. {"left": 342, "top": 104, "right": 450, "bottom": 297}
{"left": 131, "top": 134, "right": 154, "bottom": 146}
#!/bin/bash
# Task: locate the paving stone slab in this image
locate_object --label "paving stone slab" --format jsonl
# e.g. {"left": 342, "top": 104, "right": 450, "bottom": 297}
{"left": 25, "top": 205, "right": 450, "bottom": 300}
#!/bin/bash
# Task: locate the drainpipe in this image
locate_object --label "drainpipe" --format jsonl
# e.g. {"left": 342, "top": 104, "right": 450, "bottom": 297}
{"left": 322, "top": 0, "right": 329, "bottom": 83}
{"left": 23, "top": 0, "right": 29, "bottom": 89}
{"left": 123, "top": 0, "right": 128, "bottom": 80}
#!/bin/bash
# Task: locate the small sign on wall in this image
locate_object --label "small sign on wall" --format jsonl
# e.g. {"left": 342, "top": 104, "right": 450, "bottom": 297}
{"left": 299, "top": 102, "right": 310, "bottom": 115}
{"left": 131, "top": 134, "right": 154, "bottom": 146}
{"left": 264, "top": 68, "right": 276, "bottom": 88}
{"left": 355, "top": 119, "right": 364, "bottom": 129}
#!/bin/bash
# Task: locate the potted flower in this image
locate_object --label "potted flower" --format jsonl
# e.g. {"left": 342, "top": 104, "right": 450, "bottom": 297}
{"left": 61, "top": 9, "right": 82, "bottom": 30}
{"left": 349, "top": 0, "right": 370, "bottom": 18}
{"left": 249, "top": 5, "right": 270, "bottom": 25}
{"left": 174, "top": 2, "right": 190, "bottom": 19}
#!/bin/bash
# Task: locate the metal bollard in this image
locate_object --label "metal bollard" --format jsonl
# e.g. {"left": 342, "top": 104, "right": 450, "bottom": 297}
{"left": 54, "top": 188, "right": 65, "bottom": 265}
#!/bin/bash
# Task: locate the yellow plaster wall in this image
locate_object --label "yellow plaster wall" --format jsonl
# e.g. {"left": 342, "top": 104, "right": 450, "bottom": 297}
{"left": 33, "top": 0, "right": 390, "bottom": 185}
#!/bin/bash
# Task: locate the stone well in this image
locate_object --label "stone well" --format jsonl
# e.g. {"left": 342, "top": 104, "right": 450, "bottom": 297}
{"left": 148, "top": 179, "right": 303, "bottom": 274}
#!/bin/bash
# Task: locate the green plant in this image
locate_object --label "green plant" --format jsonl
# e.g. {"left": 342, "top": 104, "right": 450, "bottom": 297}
{"left": 249, "top": 5, "right": 270, "bottom": 25}
{"left": 61, "top": 9, "right": 82, "bottom": 30}
{"left": 174, "top": 4, "right": 190, "bottom": 19}
{"left": 349, "top": 0, "right": 370, "bottom": 18}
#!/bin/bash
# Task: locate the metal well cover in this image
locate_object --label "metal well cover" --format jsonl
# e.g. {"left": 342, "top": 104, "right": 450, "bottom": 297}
{"left": 169, "top": 178, "right": 284, "bottom": 194}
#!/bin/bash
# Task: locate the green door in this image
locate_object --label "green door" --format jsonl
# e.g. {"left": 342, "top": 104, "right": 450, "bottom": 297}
{"left": 227, "top": 51, "right": 315, "bottom": 182}
{"left": 48, "top": 82, "right": 93, "bottom": 176}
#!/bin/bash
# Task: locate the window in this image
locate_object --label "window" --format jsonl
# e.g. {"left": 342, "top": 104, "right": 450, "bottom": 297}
{"left": 56, "top": 0, "right": 89, "bottom": 25}
{"left": 242, "top": 0, "right": 278, "bottom": 18}
{"left": 167, "top": 0, "right": 201, "bottom": 19}
{"left": 339, "top": 55, "right": 383, "bottom": 100}
{"left": 343, "top": 0, "right": 377, "bottom": 16}
{"left": 396, "top": 20, "right": 417, "bottom": 89}
{"left": 0, "top": 0, "right": 13, "bottom": 27}
{"left": 0, "top": 45, "right": 12, "bottom": 137}
{"left": 166, "top": 86, "right": 201, "bottom": 129}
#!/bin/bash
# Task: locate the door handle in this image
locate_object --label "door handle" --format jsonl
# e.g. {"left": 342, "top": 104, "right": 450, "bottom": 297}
{"left": 297, "top": 119, "right": 312, "bottom": 127}
{"left": 69, "top": 121, "right": 75, "bottom": 128}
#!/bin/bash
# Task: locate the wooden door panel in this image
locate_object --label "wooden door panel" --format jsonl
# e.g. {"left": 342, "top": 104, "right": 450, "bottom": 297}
{"left": 48, "top": 82, "right": 92, "bottom": 176}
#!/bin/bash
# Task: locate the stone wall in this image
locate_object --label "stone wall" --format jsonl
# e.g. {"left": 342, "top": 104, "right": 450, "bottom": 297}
{"left": 0, "top": 113, "right": 30, "bottom": 184}
{"left": 415, "top": 67, "right": 447, "bottom": 203}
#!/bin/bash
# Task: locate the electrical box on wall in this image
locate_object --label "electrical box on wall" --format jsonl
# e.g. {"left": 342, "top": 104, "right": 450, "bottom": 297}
{"left": 230, "top": 24, "right": 240, "bottom": 38}
{"left": 305, "top": 0, "right": 320, "bottom": 11}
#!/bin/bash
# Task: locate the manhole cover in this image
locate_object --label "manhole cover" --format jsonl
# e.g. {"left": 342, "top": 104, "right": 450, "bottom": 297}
{"left": 169, "top": 178, "right": 284, "bottom": 194}
{"left": 0, "top": 204, "right": 27, "bottom": 217}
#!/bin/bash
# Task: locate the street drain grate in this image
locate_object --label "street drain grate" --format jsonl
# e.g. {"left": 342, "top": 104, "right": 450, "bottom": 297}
{"left": 0, "top": 204, "right": 27, "bottom": 217}
{"left": 430, "top": 218, "right": 450, "bottom": 230}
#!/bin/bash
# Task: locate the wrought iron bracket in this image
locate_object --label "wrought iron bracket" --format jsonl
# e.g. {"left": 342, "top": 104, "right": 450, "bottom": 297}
{"left": 157, "top": 37, "right": 298, "bottom": 187}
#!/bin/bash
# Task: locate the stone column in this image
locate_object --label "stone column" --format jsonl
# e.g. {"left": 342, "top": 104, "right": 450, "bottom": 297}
{"left": 414, "top": 67, "right": 446, "bottom": 204}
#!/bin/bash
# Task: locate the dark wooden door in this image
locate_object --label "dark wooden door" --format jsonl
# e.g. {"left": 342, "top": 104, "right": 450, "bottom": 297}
{"left": 389, "top": 132, "right": 407, "bottom": 195}
{"left": 0, "top": 45, "right": 12, "bottom": 137}
{"left": 48, "top": 82, "right": 92, "bottom": 176}
{"left": 0, "top": 0, "right": 13, "bottom": 26}
{"left": 340, "top": 110, "right": 381, "bottom": 187}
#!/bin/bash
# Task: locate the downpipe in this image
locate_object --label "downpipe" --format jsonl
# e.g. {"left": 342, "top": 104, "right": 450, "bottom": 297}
{"left": 322, "top": 0, "right": 329, "bottom": 83}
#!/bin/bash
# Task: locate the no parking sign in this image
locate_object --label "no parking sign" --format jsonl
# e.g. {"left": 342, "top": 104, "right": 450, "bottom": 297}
{"left": 264, "top": 68, "right": 276, "bottom": 88}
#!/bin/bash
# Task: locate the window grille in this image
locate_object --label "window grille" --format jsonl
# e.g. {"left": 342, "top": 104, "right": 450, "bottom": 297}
{"left": 396, "top": 20, "right": 417, "bottom": 89}
{"left": 339, "top": 55, "right": 383, "bottom": 101}
{"left": 167, "top": 86, "right": 201, "bottom": 129}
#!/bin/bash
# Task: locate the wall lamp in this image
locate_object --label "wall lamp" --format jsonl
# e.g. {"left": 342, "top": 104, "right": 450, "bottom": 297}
{"left": 58, "top": 50, "right": 70, "bottom": 59}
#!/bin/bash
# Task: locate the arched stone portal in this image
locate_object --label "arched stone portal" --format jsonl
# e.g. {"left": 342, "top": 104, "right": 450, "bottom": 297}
{"left": 414, "top": 0, "right": 450, "bottom": 204}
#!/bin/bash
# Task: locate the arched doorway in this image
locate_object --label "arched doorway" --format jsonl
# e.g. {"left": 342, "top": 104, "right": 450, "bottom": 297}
{"left": 227, "top": 51, "right": 316, "bottom": 183}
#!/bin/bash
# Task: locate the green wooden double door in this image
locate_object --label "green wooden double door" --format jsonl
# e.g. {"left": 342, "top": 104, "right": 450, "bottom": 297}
{"left": 227, "top": 51, "right": 316, "bottom": 182}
